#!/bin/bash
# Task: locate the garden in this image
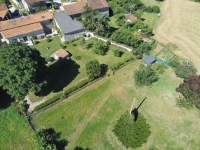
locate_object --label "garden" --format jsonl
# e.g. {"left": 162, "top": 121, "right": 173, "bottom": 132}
{"left": 29, "top": 37, "right": 134, "bottom": 103}
{"left": 31, "top": 60, "right": 200, "bottom": 150}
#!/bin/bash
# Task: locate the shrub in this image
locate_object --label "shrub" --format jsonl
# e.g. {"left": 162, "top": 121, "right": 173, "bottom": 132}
{"left": 145, "top": 6, "right": 153, "bottom": 13}
{"left": 109, "top": 62, "right": 124, "bottom": 70}
{"left": 169, "top": 60, "right": 180, "bottom": 68}
{"left": 175, "top": 62, "right": 197, "bottom": 78}
{"left": 124, "top": 56, "right": 134, "bottom": 63}
{"left": 152, "top": 6, "right": 160, "bottom": 13}
{"left": 113, "top": 112, "right": 151, "bottom": 149}
{"left": 176, "top": 96, "right": 193, "bottom": 109}
{"left": 34, "top": 92, "right": 63, "bottom": 111}
{"left": 113, "top": 48, "right": 122, "bottom": 57}
{"left": 73, "top": 43, "right": 77, "bottom": 46}
{"left": 64, "top": 41, "right": 69, "bottom": 44}
{"left": 76, "top": 78, "right": 90, "bottom": 89}
{"left": 106, "top": 40, "right": 111, "bottom": 46}
{"left": 83, "top": 33, "right": 86, "bottom": 37}
{"left": 60, "top": 44, "right": 66, "bottom": 49}
{"left": 75, "top": 56, "right": 81, "bottom": 60}
{"left": 47, "top": 38, "right": 52, "bottom": 42}
{"left": 33, "top": 40, "right": 39, "bottom": 45}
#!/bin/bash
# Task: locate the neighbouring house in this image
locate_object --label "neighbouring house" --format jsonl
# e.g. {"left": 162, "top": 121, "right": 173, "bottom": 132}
{"left": 0, "top": 11, "right": 53, "bottom": 44}
{"left": 143, "top": 55, "right": 156, "bottom": 66}
{"left": 54, "top": 11, "right": 88, "bottom": 42}
{"left": 63, "top": 0, "right": 109, "bottom": 18}
{"left": 51, "top": 48, "right": 70, "bottom": 60}
{"left": 12, "top": 0, "right": 48, "bottom": 10}
{"left": 124, "top": 14, "right": 137, "bottom": 22}
{"left": 0, "top": 3, "right": 12, "bottom": 21}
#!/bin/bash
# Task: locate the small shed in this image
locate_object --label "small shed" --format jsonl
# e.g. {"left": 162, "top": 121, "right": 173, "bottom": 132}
{"left": 143, "top": 55, "right": 156, "bottom": 65}
{"left": 51, "top": 49, "right": 69, "bottom": 60}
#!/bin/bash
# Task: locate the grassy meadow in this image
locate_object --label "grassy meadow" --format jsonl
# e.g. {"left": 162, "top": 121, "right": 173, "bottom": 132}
{"left": 0, "top": 105, "right": 41, "bottom": 150}
{"left": 31, "top": 60, "right": 200, "bottom": 149}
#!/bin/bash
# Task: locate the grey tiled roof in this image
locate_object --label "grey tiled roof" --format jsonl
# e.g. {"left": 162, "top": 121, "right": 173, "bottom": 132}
{"left": 143, "top": 55, "right": 156, "bottom": 65}
{"left": 54, "top": 11, "right": 84, "bottom": 34}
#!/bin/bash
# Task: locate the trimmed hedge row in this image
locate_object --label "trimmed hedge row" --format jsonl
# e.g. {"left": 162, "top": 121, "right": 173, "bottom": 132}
{"left": 109, "top": 57, "right": 134, "bottom": 70}
{"left": 34, "top": 78, "right": 94, "bottom": 111}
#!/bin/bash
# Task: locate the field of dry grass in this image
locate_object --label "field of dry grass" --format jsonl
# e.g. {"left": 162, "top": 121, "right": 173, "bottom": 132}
{"left": 154, "top": 0, "right": 200, "bottom": 72}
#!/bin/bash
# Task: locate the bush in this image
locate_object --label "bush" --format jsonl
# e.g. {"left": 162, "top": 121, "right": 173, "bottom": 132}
{"left": 145, "top": 6, "right": 153, "bottom": 13}
{"left": 109, "top": 62, "right": 124, "bottom": 70}
{"left": 113, "top": 48, "right": 122, "bottom": 57}
{"left": 47, "top": 38, "right": 52, "bottom": 42}
{"left": 60, "top": 44, "right": 66, "bottom": 49}
{"left": 34, "top": 92, "right": 63, "bottom": 111}
{"left": 124, "top": 56, "right": 134, "bottom": 63}
{"left": 152, "top": 6, "right": 160, "bottom": 13}
{"left": 76, "top": 78, "right": 90, "bottom": 89}
{"left": 169, "top": 60, "right": 180, "bottom": 68}
{"left": 75, "top": 56, "right": 81, "bottom": 60}
{"left": 176, "top": 96, "right": 193, "bottom": 109}
{"left": 175, "top": 62, "right": 197, "bottom": 78}
{"left": 73, "top": 43, "right": 77, "bottom": 46}
{"left": 106, "top": 40, "right": 111, "bottom": 46}
{"left": 33, "top": 40, "right": 39, "bottom": 45}
{"left": 83, "top": 33, "right": 86, "bottom": 37}
{"left": 113, "top": 112, "right": 151, "bottom": 149}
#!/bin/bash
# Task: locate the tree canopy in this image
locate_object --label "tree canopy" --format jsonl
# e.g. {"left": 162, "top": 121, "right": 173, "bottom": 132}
{"left": 85, "top": 60, "right": 102, "bottom": 79}
{"left": 134, "top": 65, "right": 158, "bottom": 87}
{"left": 93, "top": 40, "right": 108, "bottom": 55}
{"left": 175, "top": 62, "right": 197, "bottom": 78}
{"left": 0, "top": 41, "right": 47, "bottom": 100}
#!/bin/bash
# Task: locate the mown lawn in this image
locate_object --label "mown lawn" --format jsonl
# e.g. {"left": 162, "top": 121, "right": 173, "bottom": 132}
{"left": 142, "top": 12, "right": 161, "bottom": 29}
{"left": 29, "top": 38, "right": 133, "bottom": 102}
{"left": 0, "top": 106, "right": 41, "bottom": 150}
{"left": 108, "top": 16, "right": 120, "bottom": 29}
{"left": 31, "top": 36, "right": 62, "bottom": 58}
{"left": 31, "top": 60, "right": 200, "bottom": 149}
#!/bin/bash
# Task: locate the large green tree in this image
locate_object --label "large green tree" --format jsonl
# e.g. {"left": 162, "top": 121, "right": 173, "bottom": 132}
{"left": 0, "top": 41, "right": 47, "bottom": 100}
{"left": 134, "top": 65, "right": 158, "bottom": 87}
{"left": 85, "top": 60, "right": 102, "bottom": 78}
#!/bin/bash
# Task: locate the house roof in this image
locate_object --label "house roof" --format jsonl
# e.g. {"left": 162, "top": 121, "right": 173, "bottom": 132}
{"left": 0, "top": 11, "right": 53, "bottom": 32}
{"left": 54, "top": 49, "right": 69, "bottom": 58}
{"left": 63, "top": 1, "right": 86, "bottom": 16}
{"left": 124, "top": 14, "right": 137, "bottom": 22}
{"left": 24, "top": 0, "right": 45, "bottom": 4}
{"left": 63, "top": 0, "right": 108, "bottom": 16}
{"left": 143, "top": 55, "right": 156, "bottom": 65}
{"left": 54, "top": 11, "right": 84, "bottom": 34}
{"left": 0, "top": 3, "right": 8, "bottom": 19}
{"left": 1, "top": 22, "right": 43, "bottom": 38}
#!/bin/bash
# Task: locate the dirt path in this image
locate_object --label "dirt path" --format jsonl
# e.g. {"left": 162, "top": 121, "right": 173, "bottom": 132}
{"left": 154, "top": 0, "right": 200, "bottom": 72}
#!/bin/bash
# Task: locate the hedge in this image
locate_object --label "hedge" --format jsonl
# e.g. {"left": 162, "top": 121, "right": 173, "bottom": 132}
{"left": 76, "top": 78, "right": 94, "bottom": 89}
{"left": 63, "top": 85, "right": 77, "bottom": 95}
{"left": 124, "top": 56, "right": 134, "bottom": 63}
{"left": 109, "top": 62, "right": 124, "bottom": 70}
{"left": 34, "top": 92, "right": 63, "bottom": 111}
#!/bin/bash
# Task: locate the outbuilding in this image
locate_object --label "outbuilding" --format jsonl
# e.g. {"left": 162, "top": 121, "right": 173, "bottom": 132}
{"left": 143, "top": 55, "right": 156, "bottom": 66}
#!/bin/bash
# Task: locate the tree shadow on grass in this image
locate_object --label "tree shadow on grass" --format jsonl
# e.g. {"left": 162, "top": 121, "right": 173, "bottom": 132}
{"left": 36, "top": 128, "right": 68, "bottom": 150}
{"left": 73, "top": 146, "right": 90, "bottom": 150}
{"left": 35, "top": 59, "right": 80, "bottom": 96}
{"left": 0, "top": 88, "right": 15, "bottom": 109}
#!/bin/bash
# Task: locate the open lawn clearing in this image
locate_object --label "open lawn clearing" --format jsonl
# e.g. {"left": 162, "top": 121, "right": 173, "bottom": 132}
{"left": 0, "top": 106, "right": 40, "bottom": 150}
{"left": 141, "top": 0, "right": 163, "bottom": 7}
{"left": 31, "top": 36, "right": 62, "bottom": 58}
{"left": 154, "top": 0, "right": 200, "bottom": 73}
{"left": 32, "top": 60, "right": 200, "bottom": 149}
{"left": 29, "top": 38, "right": 133, "bottom": 102}
{"left": 142, "top": 12, "right": 161, "bottom": 29}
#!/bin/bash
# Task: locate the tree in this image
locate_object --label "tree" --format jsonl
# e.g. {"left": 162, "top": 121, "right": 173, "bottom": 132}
{"left": 113, "top": 48, "right": 122, "bottom": 57}
{"left": 116, "top": 14, "right": 126, "bottom": 26}
{"left": 132, "top": 42, "right": 151, "bottom": 58}
{"left": 93, "top": 41, "right": 108, "bottom": 55}
{"left": 152, "top": 6, "right": 160, "bottom": 13}
{"left": 134, "top": 65, "right": 158, "bottom": 87}
{"left": 175, "top": 62, "right": 197, "bottom": 78}
{"left": 176, "top": 75, "right": 200, "bottom": 109}
{"left": 85, "top": 60, "right": 102, "bottom": 78}
{"left": 0, "top": 41, "right": 47, "bottom": 100}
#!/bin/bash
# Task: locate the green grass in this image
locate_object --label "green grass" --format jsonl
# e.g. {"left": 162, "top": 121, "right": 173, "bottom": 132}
{"left": 108, "top": 16, "right": 120, "bottom": 28}
{"left": 142, "top": 12, "right": 161, "bottom": 29}
{"left": 76, "top": 96, "right": 121, "bottom": 149}
{"left": 31, "top": 36, "right": 62, "bottom": 58}
{"left": 32, "top": 80, "right": 111, "bottom": 137}
{"left": 140, "top": 0, "right": 163, "bottom": 7}
{"left": 32, "top": 60, "right": 200, "bottom": 149}
{"left": 0, "top": 105, "right": 40, "bottom": 150}
{"left": 29, "top": 38, "right": 133, "bottom": 102}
